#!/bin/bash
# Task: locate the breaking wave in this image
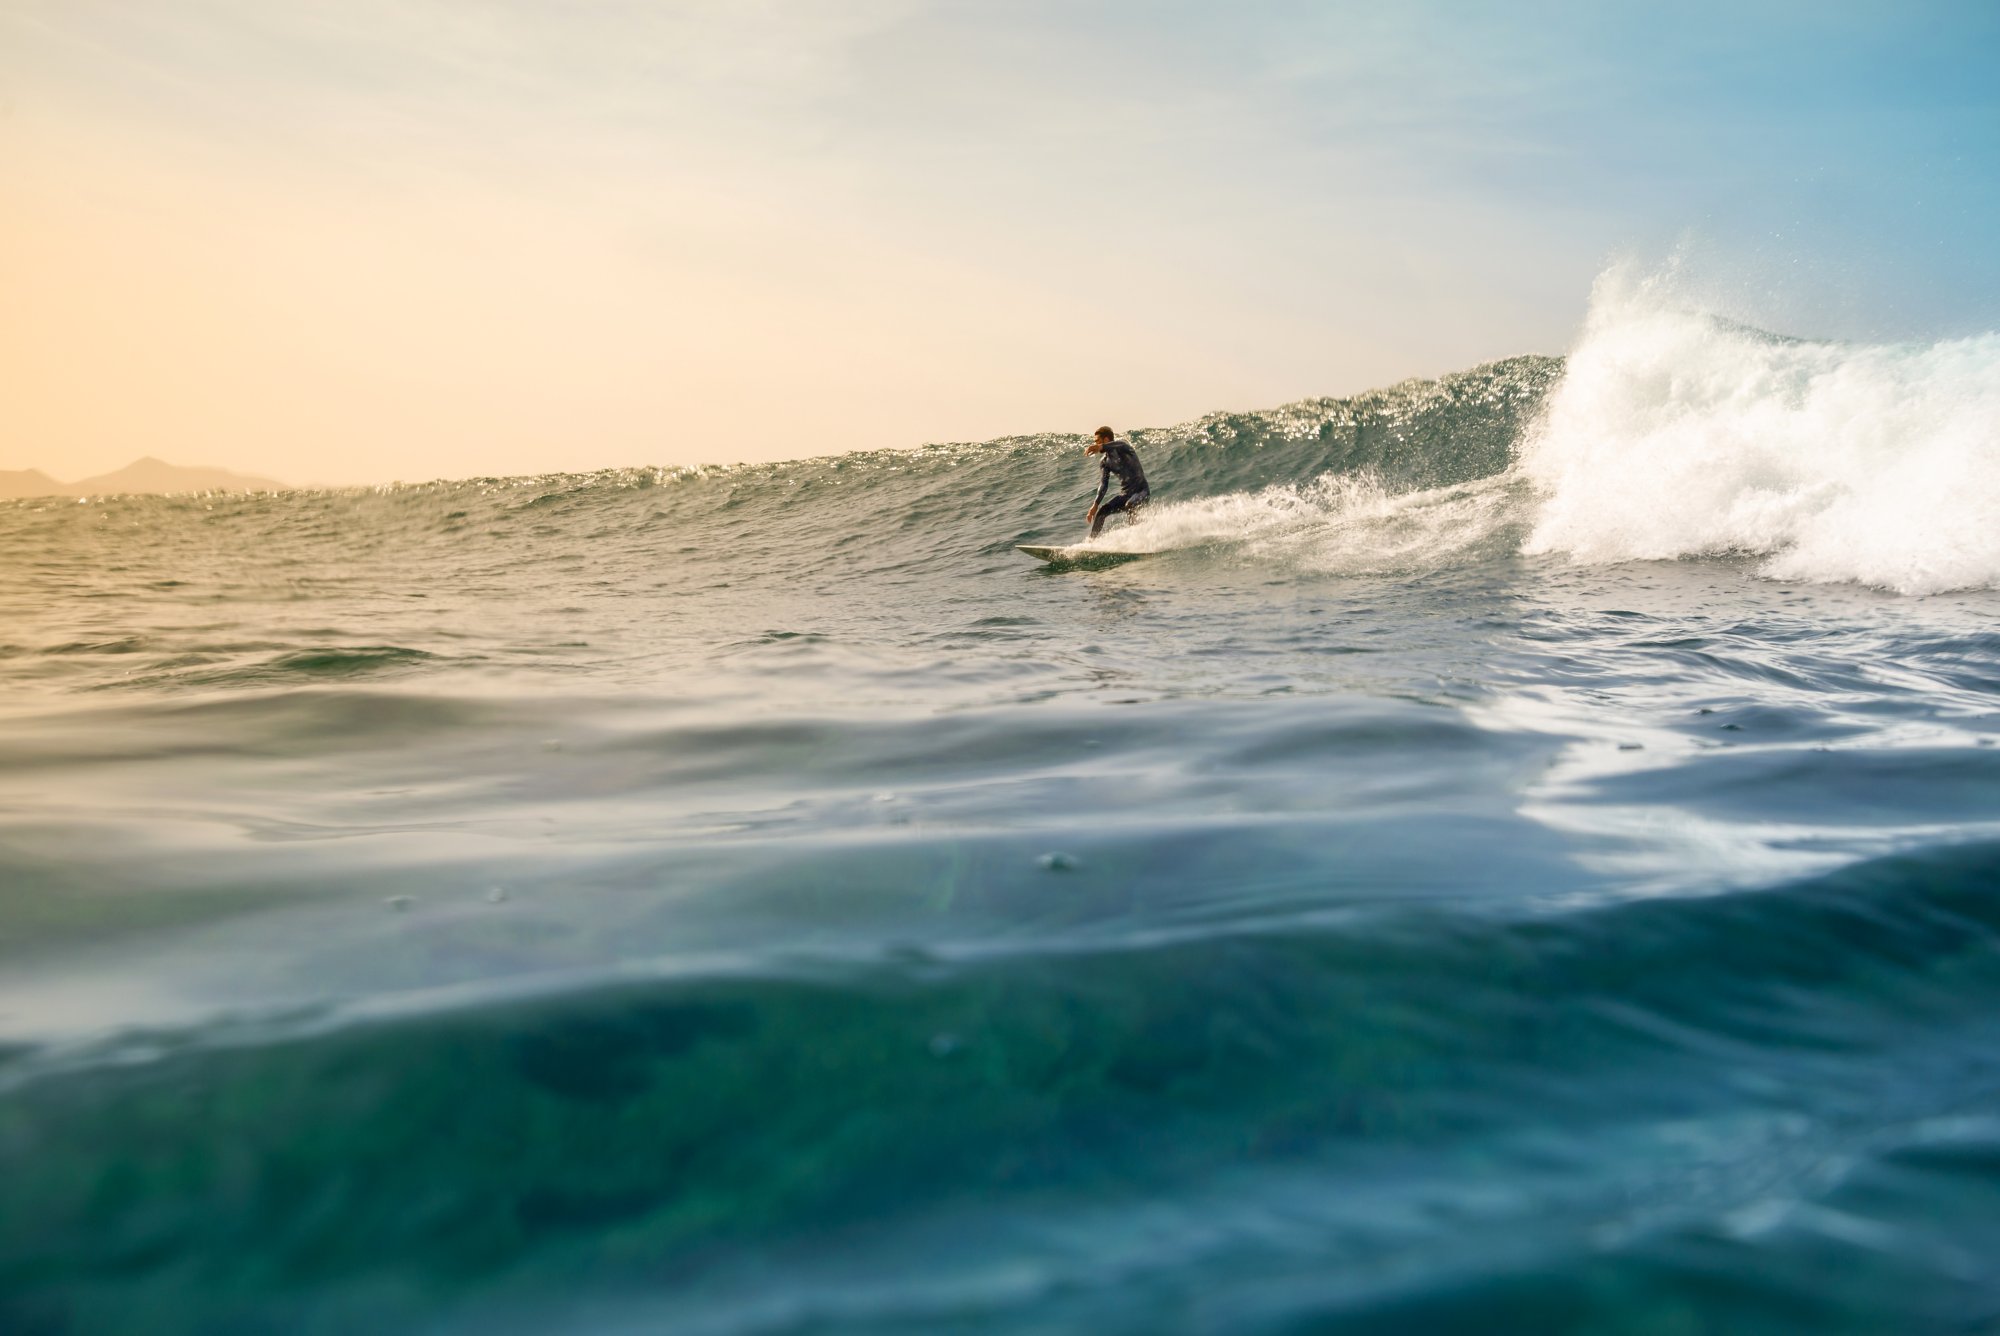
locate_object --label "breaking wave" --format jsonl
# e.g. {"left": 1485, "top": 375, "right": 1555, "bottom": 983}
{"left": 1075, "top": 265, "right": 2000, "bottom": 597}
{"left": 6, "top": 267, "right": 1995, "bottom": 599}
{"left": 1521, "top": 266, "right": 2000, "bottom": 595}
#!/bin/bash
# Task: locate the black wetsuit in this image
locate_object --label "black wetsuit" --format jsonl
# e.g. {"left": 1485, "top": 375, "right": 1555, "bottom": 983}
{"left": 1090, "top": 440, "right": 1150, "bottom": 537}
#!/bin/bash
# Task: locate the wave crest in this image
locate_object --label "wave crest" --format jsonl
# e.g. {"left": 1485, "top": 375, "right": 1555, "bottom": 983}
{"left": 1522, "top": 267, "right": 2000, "bottom": 595}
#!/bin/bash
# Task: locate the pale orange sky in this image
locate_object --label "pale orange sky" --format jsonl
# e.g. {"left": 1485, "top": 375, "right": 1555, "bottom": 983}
{"left": 1, "top": 2, "right": 1609, "bottom": 485}
{"left": 14, "top": 2, "right": 1988, "bottom": 487}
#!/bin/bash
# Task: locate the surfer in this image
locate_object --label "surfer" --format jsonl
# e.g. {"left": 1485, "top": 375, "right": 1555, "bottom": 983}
{"left": 1085, "top": 426, "right": 1149, "bottom": 538}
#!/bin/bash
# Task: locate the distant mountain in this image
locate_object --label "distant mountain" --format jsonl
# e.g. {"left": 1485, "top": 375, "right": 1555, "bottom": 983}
{"left": 0, "top": 468, "right": 70, "bottom": 501}
{"left": 0, "top": 457, "right": 286, "bottom": 499}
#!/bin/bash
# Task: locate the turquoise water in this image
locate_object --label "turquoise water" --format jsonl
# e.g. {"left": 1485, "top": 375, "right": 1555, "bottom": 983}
{"left": 5, "top": 290, "right": 2000, "bottom": 1333}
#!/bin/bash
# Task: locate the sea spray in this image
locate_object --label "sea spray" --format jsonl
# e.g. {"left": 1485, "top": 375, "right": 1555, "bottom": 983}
{"left": 1521, "top": 266, "right": 2000, "bottom": 594}
{"left": 1088, "top": 470, "right": 1528, "bottom": 578}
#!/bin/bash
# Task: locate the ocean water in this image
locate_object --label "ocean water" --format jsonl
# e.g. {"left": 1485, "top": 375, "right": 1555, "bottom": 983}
{"left": 5, "top": 275, "right": 2000, "bottom": 1334}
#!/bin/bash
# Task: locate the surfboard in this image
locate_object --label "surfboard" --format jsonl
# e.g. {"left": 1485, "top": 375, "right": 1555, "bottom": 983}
{"left": 1016, "top": 544, "right": 1148, "bottom": 570}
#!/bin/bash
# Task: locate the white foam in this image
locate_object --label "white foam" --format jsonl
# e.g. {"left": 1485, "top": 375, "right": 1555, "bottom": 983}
{"left": 1087, "top": 470, "right": 1525, "bottom": 575}
{"left": 1522, "top": 267, "right": 2000, "bottom": 595}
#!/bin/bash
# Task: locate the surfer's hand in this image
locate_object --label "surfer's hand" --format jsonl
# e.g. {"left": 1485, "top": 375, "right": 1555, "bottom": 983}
{"left": 1085, "top": 505, "right": 1097, "bottom": 521}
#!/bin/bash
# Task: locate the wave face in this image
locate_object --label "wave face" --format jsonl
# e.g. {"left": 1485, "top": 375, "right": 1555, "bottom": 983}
{"left": 4, "top": 274, "right": 2000, "bottom": 1335}
{"left": 1522, "top": 268, "right": 2000, "bottom": 594}
{"left": 7, "top": 275, "right": 1997, "bottom": 598}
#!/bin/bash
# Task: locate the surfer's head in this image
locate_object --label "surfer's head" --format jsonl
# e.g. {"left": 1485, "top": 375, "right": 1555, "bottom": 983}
{"left": 1087, "top": 426, "right": 1113, "bottom": 454}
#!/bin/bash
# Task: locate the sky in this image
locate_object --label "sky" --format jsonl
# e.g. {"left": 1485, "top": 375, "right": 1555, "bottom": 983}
{"left": 2, "top": 0, "right": 1996, "bottom": 485}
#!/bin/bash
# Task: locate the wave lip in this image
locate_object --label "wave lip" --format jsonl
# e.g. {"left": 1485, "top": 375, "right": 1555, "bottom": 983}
{"left": 1521, "top": 268, "right": 2000, "bottom": 595}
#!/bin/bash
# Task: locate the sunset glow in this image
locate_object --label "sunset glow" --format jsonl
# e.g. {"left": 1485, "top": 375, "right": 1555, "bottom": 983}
{"left": 4, "top": 1, "right": 1996, "bottom": 484}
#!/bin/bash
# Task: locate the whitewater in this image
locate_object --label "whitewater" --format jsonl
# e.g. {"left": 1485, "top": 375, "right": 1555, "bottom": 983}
{"left": 3, "top": 276, "right": 2000, "bottom": 1334}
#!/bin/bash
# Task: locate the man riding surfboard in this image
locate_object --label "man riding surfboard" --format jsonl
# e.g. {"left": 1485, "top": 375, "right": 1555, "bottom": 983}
{"left": 1085, "top": 426, "right": 1149, "bottom": 538}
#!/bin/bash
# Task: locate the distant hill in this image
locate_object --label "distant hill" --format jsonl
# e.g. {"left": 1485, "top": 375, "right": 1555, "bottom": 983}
{"left": 0, "top": 469, "right": 70, "bottom": 501}
{"left": 0, "top": 457, "right": 286, "bottom": 500}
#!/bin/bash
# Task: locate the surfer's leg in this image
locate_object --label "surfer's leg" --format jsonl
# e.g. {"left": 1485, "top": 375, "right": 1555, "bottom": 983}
{"left": 1090, "top": 493, "right": 1131, "bottom": 537}
{"left": 1090, "top": 492, "right": 1147, "bottom": 537}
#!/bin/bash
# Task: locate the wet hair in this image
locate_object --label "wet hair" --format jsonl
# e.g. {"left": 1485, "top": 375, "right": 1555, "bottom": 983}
{"left": 1094, "top": 426, "right": 1114, "bottom": 441}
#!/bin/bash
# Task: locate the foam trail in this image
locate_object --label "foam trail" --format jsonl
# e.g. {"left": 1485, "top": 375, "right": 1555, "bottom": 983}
{"left": 1522, "top": 267, "right": 2000, "bottom": 595}
{"left": 1087, "top": 471, "right": 1527, "bottom": 576}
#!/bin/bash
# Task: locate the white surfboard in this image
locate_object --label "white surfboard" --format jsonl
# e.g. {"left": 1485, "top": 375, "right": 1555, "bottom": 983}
{"left": 1015, "top": 544, "right": 1148, "bottom": 570}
